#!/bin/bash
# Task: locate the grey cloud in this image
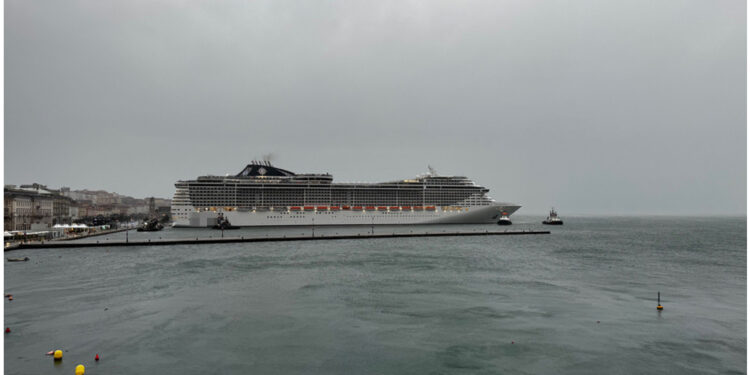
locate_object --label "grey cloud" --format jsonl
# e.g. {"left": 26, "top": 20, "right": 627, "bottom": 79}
{"left": 5, "top": 0, "right": 745, "bottom": 214}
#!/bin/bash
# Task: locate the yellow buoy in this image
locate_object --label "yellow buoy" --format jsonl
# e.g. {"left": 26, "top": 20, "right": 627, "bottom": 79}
{"left": 53, "top": 350, "right": 63, "bottom": 360}
{"left": 75, "top": 364, "right": 85, "bottom": 375}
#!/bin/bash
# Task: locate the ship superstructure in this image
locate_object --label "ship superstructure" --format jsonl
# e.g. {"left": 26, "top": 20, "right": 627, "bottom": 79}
{"left": 171, "top": 162, "right": 520, "bottom": 227}
{"left": 542, "top": 208, "right": 563, "bottom": 225}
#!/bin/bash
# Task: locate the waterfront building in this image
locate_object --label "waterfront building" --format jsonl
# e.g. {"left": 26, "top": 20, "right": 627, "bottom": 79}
{"left": 4, "top": 184, "right": 74, "bottom": 231}
{"left": 60, "top": 188, "right": 171, "bottom": 219}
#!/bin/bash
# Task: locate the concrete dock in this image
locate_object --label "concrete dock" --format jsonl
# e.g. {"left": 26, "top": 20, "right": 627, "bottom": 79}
{"left": 54, "top": 227, "right": 131, "bottom": 241}
{"left": 6, "top": 230, "right": 550, "bottom": 251}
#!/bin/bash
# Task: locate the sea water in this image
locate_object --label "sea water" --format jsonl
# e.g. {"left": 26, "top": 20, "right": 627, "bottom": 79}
{"left": 4, "top": 216, "right": 746, "bottom": 374}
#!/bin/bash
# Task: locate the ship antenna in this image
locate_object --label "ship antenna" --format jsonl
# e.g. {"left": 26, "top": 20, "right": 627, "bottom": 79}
{"left": 428, "top": 165, "right": 437, "bottom": 176}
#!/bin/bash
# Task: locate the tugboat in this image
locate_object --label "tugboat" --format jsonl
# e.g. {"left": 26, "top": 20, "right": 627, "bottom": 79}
{"left": 542, "top": 208, "right": 563, "bottom": 225}
{"left": 496, "top": 212, "right": 512, "bottom": 225}
{"left": 137, "top": 218, "right": 164, "bottom": 232}
{"left": 213, "top": 214, "right": 239, "bottom": 230}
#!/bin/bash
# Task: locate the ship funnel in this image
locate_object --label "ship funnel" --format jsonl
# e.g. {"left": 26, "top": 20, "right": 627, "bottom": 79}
{"left": 262, "top": 153, "right": 275, "bottom": 166}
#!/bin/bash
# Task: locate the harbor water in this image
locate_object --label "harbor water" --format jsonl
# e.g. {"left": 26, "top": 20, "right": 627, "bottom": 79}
{"left": 4, "top": 216, "right": 746, "bottom": 374}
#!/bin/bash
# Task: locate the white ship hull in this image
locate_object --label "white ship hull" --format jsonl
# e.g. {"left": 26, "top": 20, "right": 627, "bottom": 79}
{"left": 172, "top": 204, "right": 520, "bottom": 228}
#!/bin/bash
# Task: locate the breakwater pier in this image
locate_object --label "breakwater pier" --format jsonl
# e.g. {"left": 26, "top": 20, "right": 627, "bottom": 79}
{"left": 6, "top": 229, "right": 550, "bottom": 251}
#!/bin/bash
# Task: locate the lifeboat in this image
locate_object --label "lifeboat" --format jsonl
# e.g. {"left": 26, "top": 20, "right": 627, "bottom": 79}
{"left": 290, "top": 206, "right": 301, "bottom": 211}
{"left": 317, "top": 206, "right": 328, "bottom": 210}
{"left": 353, "top": 206, "right": 363, "bottom": 210}
{"left": 389, "top": 206, "right": 400, "bottom": 210}
{"left": 413, "top": 206, "right": 423, "bottom": 211}
{"left": 402, "top": 206, "right": 411, "bottom": 210}
{"left": 303, "top": 206, "right": 314, "bottom": 211}
{"left": 426, "top": 206, "right": 436, "bottom": 211}
{"left": 330, "top": 206, "right": 340, "bottom": 211}
{"left": 342, "top": 205, "right": 351, "bottom": 210}
{"left": 365, "top": 206, "right": 375, "bottom": 211}
{"left": 377, "top": 206, "right": 388, "bottom": 211}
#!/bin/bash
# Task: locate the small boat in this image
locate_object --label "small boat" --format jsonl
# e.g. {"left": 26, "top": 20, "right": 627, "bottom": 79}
{"left": 137, "top": 218, "right": 164, "bottom": 232}
{"left": 6, "top": 257, "right": 29, "bottom": 262}
{"left": 212, "top": 214, "right": 239, "bottom": 230}
{"left": 497, "top": 212, "right": 512, "bottom": 225}
{"left": 543, "top": 208, "right": 563, "bottom": 225}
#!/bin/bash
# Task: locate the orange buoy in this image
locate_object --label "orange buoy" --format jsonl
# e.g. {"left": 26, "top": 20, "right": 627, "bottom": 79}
{"left": 5, "top": 327, "right": 9, "bottom": 333}
{"left": 95, "top": 354, "right": 99, "bottom": 361}
{"left": 657, "top": 291, "right": 664, "bottom": 310}
{"left": 8, "top": 296, "right": 13, "bottom": 301}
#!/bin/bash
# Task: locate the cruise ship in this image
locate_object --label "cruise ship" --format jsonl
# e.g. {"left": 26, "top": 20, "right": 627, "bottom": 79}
{"left": 171, "top": 162, "right": 521, "bottom": 227}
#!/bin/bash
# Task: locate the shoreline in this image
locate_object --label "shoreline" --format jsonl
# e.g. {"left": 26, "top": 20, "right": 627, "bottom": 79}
{"left": 53, "top": 227, "right": 131, "bottom": 241}
{"left": 4, "top": 228, "right": 132, "bottom": 251}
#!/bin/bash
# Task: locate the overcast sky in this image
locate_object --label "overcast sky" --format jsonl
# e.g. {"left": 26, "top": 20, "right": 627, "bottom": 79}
{"left": 5, "top": 0, "right": 746, "bottom": 215}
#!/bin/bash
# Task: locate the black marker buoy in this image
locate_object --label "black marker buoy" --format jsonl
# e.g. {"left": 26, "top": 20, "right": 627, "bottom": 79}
{"left": 657, "top": 291, "right": 663, "bottom": 310}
